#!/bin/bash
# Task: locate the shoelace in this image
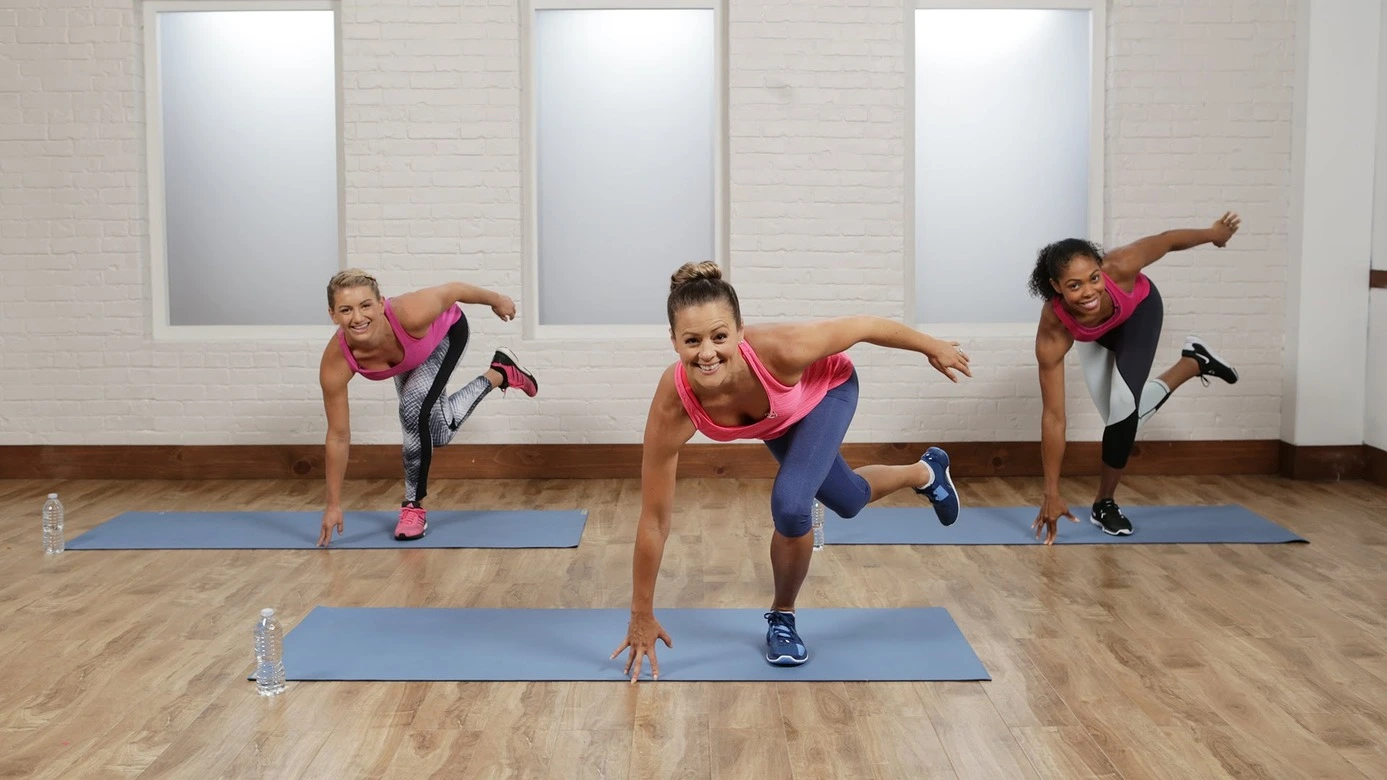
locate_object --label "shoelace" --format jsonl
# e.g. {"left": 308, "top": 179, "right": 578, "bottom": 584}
{"left": 764, "top": 613, "right": 797, "bottom": 643}
{"left": 1094, "top": 501, "right": 1130, "bottom": 526}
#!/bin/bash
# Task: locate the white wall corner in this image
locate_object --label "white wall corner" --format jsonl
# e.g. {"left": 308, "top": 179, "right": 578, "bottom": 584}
{"left": 1283, "top": 0, "right": 1379, "bottom": 446}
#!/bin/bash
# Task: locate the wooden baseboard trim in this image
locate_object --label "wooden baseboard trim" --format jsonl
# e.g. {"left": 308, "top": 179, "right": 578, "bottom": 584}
{"left": 1371, "top": 269, "right": 1387, "bottom": 289}
{"left": 1367, "top": 445, "right": 1387, "bottom": 488}
{"left": 1, "top": 440, "right": 1280, "bottom": 481}
{"left": 1278, "top": 442, "right": 1368, "bottom": 481}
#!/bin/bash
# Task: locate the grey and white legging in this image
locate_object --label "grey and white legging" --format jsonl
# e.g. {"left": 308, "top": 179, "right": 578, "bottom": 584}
{"left": 1074, "top": 283, "right": 1173, "bottom": 470}
{"left": 395, "top": 315, "right": 492, "bottom": 504}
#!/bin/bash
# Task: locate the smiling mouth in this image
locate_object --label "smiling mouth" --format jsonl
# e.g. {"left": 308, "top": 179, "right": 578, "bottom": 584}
{"left": 1077, "top": 298, "right": 1099, "bottom": 312}
{"left": 350, "top": 322, "right": 370, "bottom": 333}
{"left": 695, "top": 361, "right": 721, "bottom": 375}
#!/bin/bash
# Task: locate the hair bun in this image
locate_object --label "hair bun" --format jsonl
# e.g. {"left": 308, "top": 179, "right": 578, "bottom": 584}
{"left": 669, "top": 261, "right": 722, "bottom": 292}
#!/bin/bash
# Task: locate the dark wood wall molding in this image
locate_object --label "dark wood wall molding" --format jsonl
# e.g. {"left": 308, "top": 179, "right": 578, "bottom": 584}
{"left": 1, "top": 440, "right": 1280, "bottom": 481}
{"left": 1368, "top": 445, "right": 1387, "bottom": 488}
{"left": 1278, "top": 442, "right": 1368, "bottom": 481}
{"left": 1371, "top": 269, "right": 1387, "bottom": 289}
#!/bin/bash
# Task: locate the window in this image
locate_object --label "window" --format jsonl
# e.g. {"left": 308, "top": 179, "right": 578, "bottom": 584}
{"left": 524, "top": 0, "right": 726, "bottom": 333}
{"left": 910, "top": 2, "right": 1104, "bottom": 326}
{"left": 145, "top": 0, "right": 343, "bottom": 338}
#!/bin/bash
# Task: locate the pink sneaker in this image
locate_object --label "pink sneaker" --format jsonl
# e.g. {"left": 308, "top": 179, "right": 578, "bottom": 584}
{"left": 395, "top": 504, "right": 427, "bottom": 541}
{"left": 490, "top": 348, "right": 539, "bottom": 397}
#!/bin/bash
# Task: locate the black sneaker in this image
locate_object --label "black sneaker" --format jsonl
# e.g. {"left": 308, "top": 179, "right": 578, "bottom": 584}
{"left": 1182, "top": 336, "right": 1238, "bottom": 387}
{"left": 1090, "top": 498, "right": 1132, "bottom": 536}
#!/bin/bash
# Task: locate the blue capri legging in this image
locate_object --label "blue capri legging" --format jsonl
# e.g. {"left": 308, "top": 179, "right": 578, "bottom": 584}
{"left": 763, "top": 370, "right": 872, "bottom": 537}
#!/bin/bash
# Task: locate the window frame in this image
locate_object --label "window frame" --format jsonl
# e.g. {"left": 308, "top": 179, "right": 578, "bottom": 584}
{"left": 143, "top": 0, "right": 346, "bottom": 341}
{"left": 520, "top": 0, "right": 729, "bottom": 340}
{"left": 906, "top": 0, "right": 1106, "bottom": 335}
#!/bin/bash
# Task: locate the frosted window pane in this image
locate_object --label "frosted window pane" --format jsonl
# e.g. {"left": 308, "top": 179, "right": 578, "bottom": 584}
{"left": 160, "top": 10, "right": 340, "bottom": 327}
{"left": 915, "top": 9, "right": 1091, "bottom": 323}
{"left": 536, "top": 9, "right": 716, "bottom": 326}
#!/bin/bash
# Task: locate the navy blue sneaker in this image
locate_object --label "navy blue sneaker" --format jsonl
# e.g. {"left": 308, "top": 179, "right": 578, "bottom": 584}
{"left": 913, "top": 446, "right": 960, "bottom": 526}
{"left": 764, "top": 611, "right": 808, "bottom": 666}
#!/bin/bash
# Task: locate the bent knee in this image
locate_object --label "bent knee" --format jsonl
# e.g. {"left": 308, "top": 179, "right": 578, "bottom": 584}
{"left": 828, "top": 501, "right": 863, "bottom": 520}
{"left": 770, "top": 493, "right": 812, "bottom": 538}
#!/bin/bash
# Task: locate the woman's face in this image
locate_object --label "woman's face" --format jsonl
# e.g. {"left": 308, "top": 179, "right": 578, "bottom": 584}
{"left": 1052, "top": 255, "right": 1104, "bottom": 316}
{"left": 671, "top": 301, "right": 743, "bottom": 391}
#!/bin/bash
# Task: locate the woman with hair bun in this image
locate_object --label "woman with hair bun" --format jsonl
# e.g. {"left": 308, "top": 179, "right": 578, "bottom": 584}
{"left": 612, "top": 261, "right": 972, "bottom": 679}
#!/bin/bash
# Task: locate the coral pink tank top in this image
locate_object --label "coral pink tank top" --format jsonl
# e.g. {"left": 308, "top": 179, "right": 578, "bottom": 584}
{"left": 1050, "top": 271, "right": 1151, "bottom": 342}
{"left": 338, "top": 298, "right": 462, "bottom": 381}
{"left": 674, "top": 340, "right": 854, "bottom": 442}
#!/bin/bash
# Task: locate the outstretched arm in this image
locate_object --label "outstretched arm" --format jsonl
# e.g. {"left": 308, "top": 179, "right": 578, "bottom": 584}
{"left": 629, "top": 370, "right": 695, "bottom": 614}
{"left": 393, "top": 282, "right": 516, "bottom": 332}
{"left": 1108, "top": 212, "right": 1241, "bottom": 272}
{"left": 752, "top": 316, "right": 972, "bottom": 382}
{"left": 1035, "top": 313, "right": 1072, "bottom": 498}
{"left": 613, "top": 367, "right": 696, "bottom": 682}
{"left": 317, "top": 341, "right": 354, "bottom": 547}
{"left": 1032, "top": 309, "right": 1079, "bottom": 545}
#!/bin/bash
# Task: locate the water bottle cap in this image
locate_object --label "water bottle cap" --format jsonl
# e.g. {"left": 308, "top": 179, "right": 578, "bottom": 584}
{"left": 260, "top": 608, "right": 275, "bottom": 618}
{"left": 47, "top": 493, "right": 57, "bottom": 499}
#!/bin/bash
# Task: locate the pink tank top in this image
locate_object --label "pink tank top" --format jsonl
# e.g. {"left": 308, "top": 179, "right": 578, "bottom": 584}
{"left": 1050, "top": 271, "right": 1151, "bottom": 342}
{"left": 338, "top": 298, "right": 462, "bottom": 381}
{"left": 674, "top": 340, "right": 854, "bottom": 442}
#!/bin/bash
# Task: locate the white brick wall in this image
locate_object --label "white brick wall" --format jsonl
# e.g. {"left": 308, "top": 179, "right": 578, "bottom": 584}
{"left": 0, "top": 0, "right": 1295, "bottom": 446}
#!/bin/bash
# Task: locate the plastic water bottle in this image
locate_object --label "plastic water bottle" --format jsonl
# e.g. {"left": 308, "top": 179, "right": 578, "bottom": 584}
{"left": 42, "top": 493, "right": 64, "bottom": 554}
{"left": 811, "top": 499, "right": 825, "bottom": 551}
{"left": 254, "top": 608, "right": 286, "bottom": 696}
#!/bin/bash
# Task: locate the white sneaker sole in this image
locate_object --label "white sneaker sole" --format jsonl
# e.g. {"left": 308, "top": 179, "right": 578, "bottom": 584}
{"left": 1089, "top": 514, "right": 1131, "bottom": 536}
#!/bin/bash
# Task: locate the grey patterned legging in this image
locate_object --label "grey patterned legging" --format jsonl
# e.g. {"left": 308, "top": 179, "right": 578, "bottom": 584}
{"left": 395, "top": 315, "right": 492, "bottom": 504}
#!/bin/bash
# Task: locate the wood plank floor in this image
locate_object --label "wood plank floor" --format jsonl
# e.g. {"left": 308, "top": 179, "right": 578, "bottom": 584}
{"left": 0, "top": 474, "right": 1384, "bottom": 779}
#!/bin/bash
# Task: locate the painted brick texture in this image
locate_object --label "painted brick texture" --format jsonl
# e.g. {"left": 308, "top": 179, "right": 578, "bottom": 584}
{"left": 0, "top": 0, "right": 1294, "bottom": 446}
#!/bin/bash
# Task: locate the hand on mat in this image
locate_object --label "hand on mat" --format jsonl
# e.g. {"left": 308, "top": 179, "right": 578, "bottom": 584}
{"left": 318, "top": 507, "right": 344, "bottom": 547}
{"left": 1211, "top": 211, "right": 1241, "bottom": 248}
{"left": 1033, "top": 495, "right": 1078, "bottom": 545}
{"left": 612, "top": 613, "right": 672, "bottom": 683}
{"left": 925, "top": 339, "right": 972, "bottom": 383}
{"left": 491, "top": 295, "right": 517, "bottom": 322}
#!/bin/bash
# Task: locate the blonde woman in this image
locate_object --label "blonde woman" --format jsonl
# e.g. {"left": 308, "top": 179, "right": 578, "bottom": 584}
{"left": 316, "top": 269, "right": 538, "bottom": 546}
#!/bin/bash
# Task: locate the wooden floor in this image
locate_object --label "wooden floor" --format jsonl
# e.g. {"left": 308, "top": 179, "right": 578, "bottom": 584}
{"left": 1, "top": 475, "right": 1385, "bottom": 779}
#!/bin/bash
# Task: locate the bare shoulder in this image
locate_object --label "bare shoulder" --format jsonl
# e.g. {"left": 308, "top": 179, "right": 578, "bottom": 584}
{"left": 742, "top": 321, "right": 818, "bottom": 378}
{"left": 383, "top": 290, "right": 438, "bottom": 337}
{"left": 645, "top": 363, "right": 694, "bottom": 446}
{"left": 1035, "top": 303, "right": 1073, "bottom": 365}
{"left": 319, "top": 336, "right": 353, "bottom": 389}
{"left": 1099, "top": 243, "right": 1144, "bottom": 285}
{"left": 742, "top": 323, "right": 786, "bottom": 350}
{"left": 741, "top": 321, "right": 781, "bottom": 354}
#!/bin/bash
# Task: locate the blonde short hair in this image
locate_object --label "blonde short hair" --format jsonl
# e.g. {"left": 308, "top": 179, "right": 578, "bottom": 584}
{"left": 327, "top": 268, "right": 382, "bottom": 309}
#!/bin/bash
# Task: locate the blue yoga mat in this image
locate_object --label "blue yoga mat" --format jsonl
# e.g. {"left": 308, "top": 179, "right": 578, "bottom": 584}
{"left": 67, "top": 509, "right": 588, "bottom": 549}
{"left": 823, "top": 504, "right": 1305, "bottom": 545}
{"left": 267, "top": 606, "right": 990, "bottom": 682}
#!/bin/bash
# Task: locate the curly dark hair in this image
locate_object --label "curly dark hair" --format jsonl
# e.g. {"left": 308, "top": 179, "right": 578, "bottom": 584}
{"left": 1027, "top": 238, "right": 1104, "bottom": 300}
